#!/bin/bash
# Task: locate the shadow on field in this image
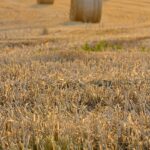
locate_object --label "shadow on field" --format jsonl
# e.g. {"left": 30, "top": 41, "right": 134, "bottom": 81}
{"left": 31, "top": 4, "right": 51, "bottom": 9}
{"left": 63, "top": 21, "right": 84, "bottom": 26}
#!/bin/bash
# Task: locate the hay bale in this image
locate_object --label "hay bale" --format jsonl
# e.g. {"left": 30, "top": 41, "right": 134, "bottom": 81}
{"left": 37, "top": 0, "right": 54, "bottom": 4}
{"left": 70, "top": 0, "right": 103, "bottom": 23}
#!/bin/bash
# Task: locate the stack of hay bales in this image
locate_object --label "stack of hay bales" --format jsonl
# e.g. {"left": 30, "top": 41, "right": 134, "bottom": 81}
{"left": 37, "top": 0, "right": 54, "bottom": 4}
{"left": 70, "top": 0, "right": 102, "bottom": 23}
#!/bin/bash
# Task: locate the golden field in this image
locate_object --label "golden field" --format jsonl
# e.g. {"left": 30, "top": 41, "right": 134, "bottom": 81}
{"left": 0, "top": 0, "right": 150, "bottom": 149}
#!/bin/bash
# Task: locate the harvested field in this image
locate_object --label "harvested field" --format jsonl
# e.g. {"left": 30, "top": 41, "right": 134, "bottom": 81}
{"left": 0, "top": 0, "right": 150, "bottom": 149}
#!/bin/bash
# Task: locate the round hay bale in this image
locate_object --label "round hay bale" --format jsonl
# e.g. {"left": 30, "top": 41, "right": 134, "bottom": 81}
{"left": 70, "top": 0, "right": 103, "bottom": 23}
{"left": 37, "top": 0, "right": 54, "bottom": 4}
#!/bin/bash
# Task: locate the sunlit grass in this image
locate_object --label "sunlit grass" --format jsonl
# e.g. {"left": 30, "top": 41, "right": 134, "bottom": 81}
{"left": 0, "top": 46, "right": 150, "bottom": 149}
{"left": 82, "top": 40, "right": 123, "bottom": 52}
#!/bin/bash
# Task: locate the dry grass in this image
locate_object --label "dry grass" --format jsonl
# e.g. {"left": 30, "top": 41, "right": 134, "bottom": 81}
{"left": 0, "top": 0, "right": 150, "bottom": 149}
{"left": 0, "top": 46, "right": 150, "bottom": 149}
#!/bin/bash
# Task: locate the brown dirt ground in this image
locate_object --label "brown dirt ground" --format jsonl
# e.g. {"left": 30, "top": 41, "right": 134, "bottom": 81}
{"left": 0, "top": 0, "right": 150, "bottom": 50}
